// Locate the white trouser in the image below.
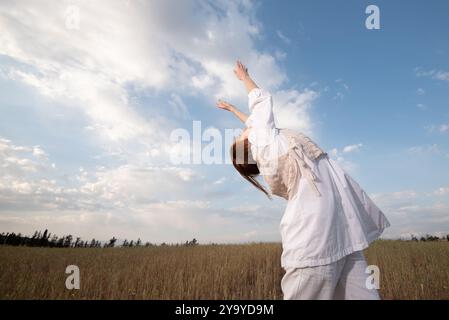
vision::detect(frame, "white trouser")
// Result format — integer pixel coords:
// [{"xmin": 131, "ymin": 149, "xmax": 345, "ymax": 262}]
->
[{"xmin": 281, "ymin": 250, "xmax": 380, "ymax": 300}]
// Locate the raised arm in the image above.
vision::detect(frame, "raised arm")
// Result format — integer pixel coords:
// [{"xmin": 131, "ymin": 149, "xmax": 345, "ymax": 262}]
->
[
  {"xmin": 234, "ymin": 60, "xmax": 258, "ymax": 94},
  {"xmin": 216, "ymin": 99, "xmax": 248, "ymax": 124},
  {"xmin": 215, "ymin": 61, "xmax": 259, "ymax": 124},
  {"xmin": 215, "ymin": 60, "xmax": 274, "ymax": 135},
  {"xmin": 235, "ymin": 61, "xmax": 276, "ymax": 148}
]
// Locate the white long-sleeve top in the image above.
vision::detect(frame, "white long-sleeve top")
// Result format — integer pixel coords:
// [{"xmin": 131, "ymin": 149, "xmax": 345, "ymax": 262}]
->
[
  {"xmin": 245, "ymin": 88, "xmax": 289, "ymax": 167},
  {"xmin": 245, "ymin": 87, "xmax": 391, "ymax": 268}
]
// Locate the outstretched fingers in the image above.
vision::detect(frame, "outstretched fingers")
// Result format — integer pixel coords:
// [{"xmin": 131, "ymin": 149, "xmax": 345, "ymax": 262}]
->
[
  {"xmin": 237, "ymin": 60, "xmax": 247, "ymax": 72},
  {"xmin": 216, "ymin": 99, "xmax": 233, "ymax": 110}
]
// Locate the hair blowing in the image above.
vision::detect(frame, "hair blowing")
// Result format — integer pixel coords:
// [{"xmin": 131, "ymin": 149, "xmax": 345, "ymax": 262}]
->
[{"xmin": 231, "ymin": 138, "xmax": 271, "ymax": 198}]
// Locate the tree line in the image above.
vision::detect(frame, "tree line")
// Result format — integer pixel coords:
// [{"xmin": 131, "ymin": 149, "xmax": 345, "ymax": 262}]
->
[
  {"xmin": 0, "ymin": 229, "xmax": 199, "ymax": 248},
  {"xmin": 410, "ymin": 234, "xmax": 449, "ymax": 242},
  {"xmin": 2, "ymin": 229, "xmax": 448, "ymax": 248}
]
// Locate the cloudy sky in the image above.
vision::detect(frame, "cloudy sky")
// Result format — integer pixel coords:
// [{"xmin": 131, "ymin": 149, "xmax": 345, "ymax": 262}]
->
[{"xmin": 1, "ymin": 0, "xmax": 448, "ymax": 243}]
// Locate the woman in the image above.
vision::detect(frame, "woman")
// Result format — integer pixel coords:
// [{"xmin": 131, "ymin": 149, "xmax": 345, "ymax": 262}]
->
[{"xmin": 216, "ymin": 60, "xmax": 391, "ymax": 300}]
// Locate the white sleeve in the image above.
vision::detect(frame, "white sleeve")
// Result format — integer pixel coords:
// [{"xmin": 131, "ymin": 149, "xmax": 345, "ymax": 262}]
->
[{"xmin": 244, "ymin": 88, "xmax": 277, "ymax": 147}]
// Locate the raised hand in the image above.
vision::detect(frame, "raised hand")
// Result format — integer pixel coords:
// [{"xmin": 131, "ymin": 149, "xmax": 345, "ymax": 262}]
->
[
  {"xmin": 215, "ymin": 99, "xmax": 249, "ymax": 124},
  {"xmin": 233, "ymin": 60, "xmax": 249, "ymax": 81},
  {"xmin": 216, "ymin": 99, "xmax": 235, "ymax": 112}
]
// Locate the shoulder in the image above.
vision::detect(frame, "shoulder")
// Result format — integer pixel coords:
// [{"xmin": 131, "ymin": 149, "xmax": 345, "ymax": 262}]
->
[
  {"xmin": 278, "ymin": 129, "xmax": 327, "ymax": 160},
  {"xmin": 248, "ymin": 88, "xmax": 271, "ymax": 99}
]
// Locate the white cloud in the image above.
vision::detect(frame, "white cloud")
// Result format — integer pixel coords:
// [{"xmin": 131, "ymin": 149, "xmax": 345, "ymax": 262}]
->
[
  {"xmin": 327, "ymin": 143, "xmax": 363, "ymax": 173},
  {"xmin": 229, "ymin": 204, "xmax": 262, "ymax": 213},
  {"xmin": 168, "ymin": 93, "xmax": 190, "ymax": 119},
  {"xmin": 417, "ymin": 103, "xmax": 427, "ymax": 111},
  {"xmin": 335, "ymin": 79, "xmax": 350, "ymax": 91},
  {"xmin": 273, "ymin": 88, "xmax": 319, "ymax": 135},
  {"xmin": 329, "ymin": 148, "xmax": 338, "ymax": 158},
  {"xmin": 370, "ymin": 189, "xmax": 449, "ymax": 239},
  {"xmin": 407, "ymin": 144, "xmax": 440, "ymax": 155},
  {"xmin": 1, "ymin": 2, "xmax": 171, "ymax": 141},
  {"xmin": 191, "ymin": 73, "xmax": 214, "ymax": 90},
  {"xmin": 213, "ymin": 177, "xmax": 228, "ymax": 185},
  {"xmin": 0, "ymin": 138, "xmax": 43, "ymax": 175},
  {"xmin": 342, "ymin": 143, "xmax": 363, "ymax": 153},
  {"xmin": 32, "ymin": 146, "xmax": 47, "ymax": 159},
  {"xmin": 434, "ymin": 187, "xmax": 449, "ymax": 196},
  {"xmin": 370, "ymin": 190, "xmax": 418, "ymax": 208},
  {"xmin": 276, "ymin": 30, "xmax": 291, "ymax": 44},
  {"xmin": 0, "ymin": 136, "xmax": 202, "ymax": 211},
  {"xmin": 416, "ymin": 88, "xmax": 425, "ymax": 95},
  {"xmin": 434, "ymin": 72, "xmax": 449, "ymax": 81},
  {"xmin": 332, "ymin": 79, "xmax": 350, "ymax": 100},
  {"xmin": 333, "ymin": 157, "xmax": 358, "ymax": 173},
  {"xmin": 0, "ymin": 0, "xmax": 290, "ymax": 145},
  {"xmin": 415, "ymin": 68, "xmax": 449, "ymax": 82},
  {"xmin": 274, "ymin": 49, "xmax": 287, "ymax": 61},
  {"xmin": 439, "ymin": 124, "xmax": 449, "ymax": 133},
  {"xmin": 425, "ymin": 124, "xmax": 449, "ymax": 134}
]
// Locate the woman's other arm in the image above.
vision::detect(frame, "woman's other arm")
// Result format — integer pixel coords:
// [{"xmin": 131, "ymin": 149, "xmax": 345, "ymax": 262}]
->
[
  {"xmin": 215, "ymin": 61, "xmax": 256, "ymax": 124},
  {"xmin": 216, "ymin": 100, "xmax": 249, "ymax": 124},
  {"xmin": 215, "ymin": 60, "xmax": 272, "ymax": 129}
]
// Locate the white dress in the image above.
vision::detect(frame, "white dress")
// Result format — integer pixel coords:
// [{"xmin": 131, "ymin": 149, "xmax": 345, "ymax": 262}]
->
[{"xmin": 245, "ymin": 88, "xmax": 391, "ymax": 269}]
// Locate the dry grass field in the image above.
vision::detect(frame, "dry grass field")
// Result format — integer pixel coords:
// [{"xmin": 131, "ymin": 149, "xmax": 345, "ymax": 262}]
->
[{"xmin": 0, "ymin": 240, "xmax": 448, "ymax": 300}]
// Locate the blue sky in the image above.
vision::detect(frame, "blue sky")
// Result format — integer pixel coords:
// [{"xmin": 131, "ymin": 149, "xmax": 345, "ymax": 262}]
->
[{"xmin": 0, "ymin": 0, "xmax": 448, "ymax": 243}]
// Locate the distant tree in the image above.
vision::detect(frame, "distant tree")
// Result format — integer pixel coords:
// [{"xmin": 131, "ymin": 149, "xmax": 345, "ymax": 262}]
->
[
  {"xmin": 41, "ymin": 229, "xmax": 49, "ymax": 246},
  {"xmin": 31, "ymin": 231, "xmax": 39, "ymax": 246},
  {"xmin": 64, "ymin": 235, "xmax": 73, "ymax": 248},
  {"xmin": 74, "ymin": 237, "xmax": 81, "ymax": 248},
  {"xmin": 425, "ymin": 234, "xmax": 439, "ymax": 242},
  {"xmin": 49, "ymin": 235, "xmax": 58, "ymax": 247},
  {"xmin": 136, "ymin": 238, "xmax": 141, "ymax": 247},
  {"xmin": 185, "ymin": 238, "xmax": 199, "ymax": 246},
  {"xmin": 16, "ymin": 233, "xmax": 23, "ymax": 246},
  {"xmin": 107, "ymin": 237, "xmax": 117, "ymax": 248},
  {"xmin": 122, "ymin": 239, "xmax": 129, "ymax": 247}
]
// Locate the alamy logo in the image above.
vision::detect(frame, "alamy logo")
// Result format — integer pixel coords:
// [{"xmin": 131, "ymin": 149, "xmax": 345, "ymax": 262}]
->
[
  {"xmin": 169, "ymin": 121, "xmax": 280, "ymax": 173},
  {"xmin": 365, "ymin": 5, "xmax": 381, "ymax": 30},
  {"xmin": 365, "ymin": 265, "xmax": 380, "ymax": 290},
  {"xmin": 65, "ymin": 265, "xmax": 80, "ymax": 290}
]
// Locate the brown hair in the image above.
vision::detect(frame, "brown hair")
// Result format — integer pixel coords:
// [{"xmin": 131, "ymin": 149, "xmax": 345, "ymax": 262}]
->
[{"xmin": 231, "ymin": 138, "xmax": 271, "ymax": 198}]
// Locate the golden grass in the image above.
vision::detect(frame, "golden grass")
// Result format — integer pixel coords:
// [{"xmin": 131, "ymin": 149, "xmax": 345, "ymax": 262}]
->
[{"xmin": 0, "ymin": 240, "xmax": 448, "ymax": 300}]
